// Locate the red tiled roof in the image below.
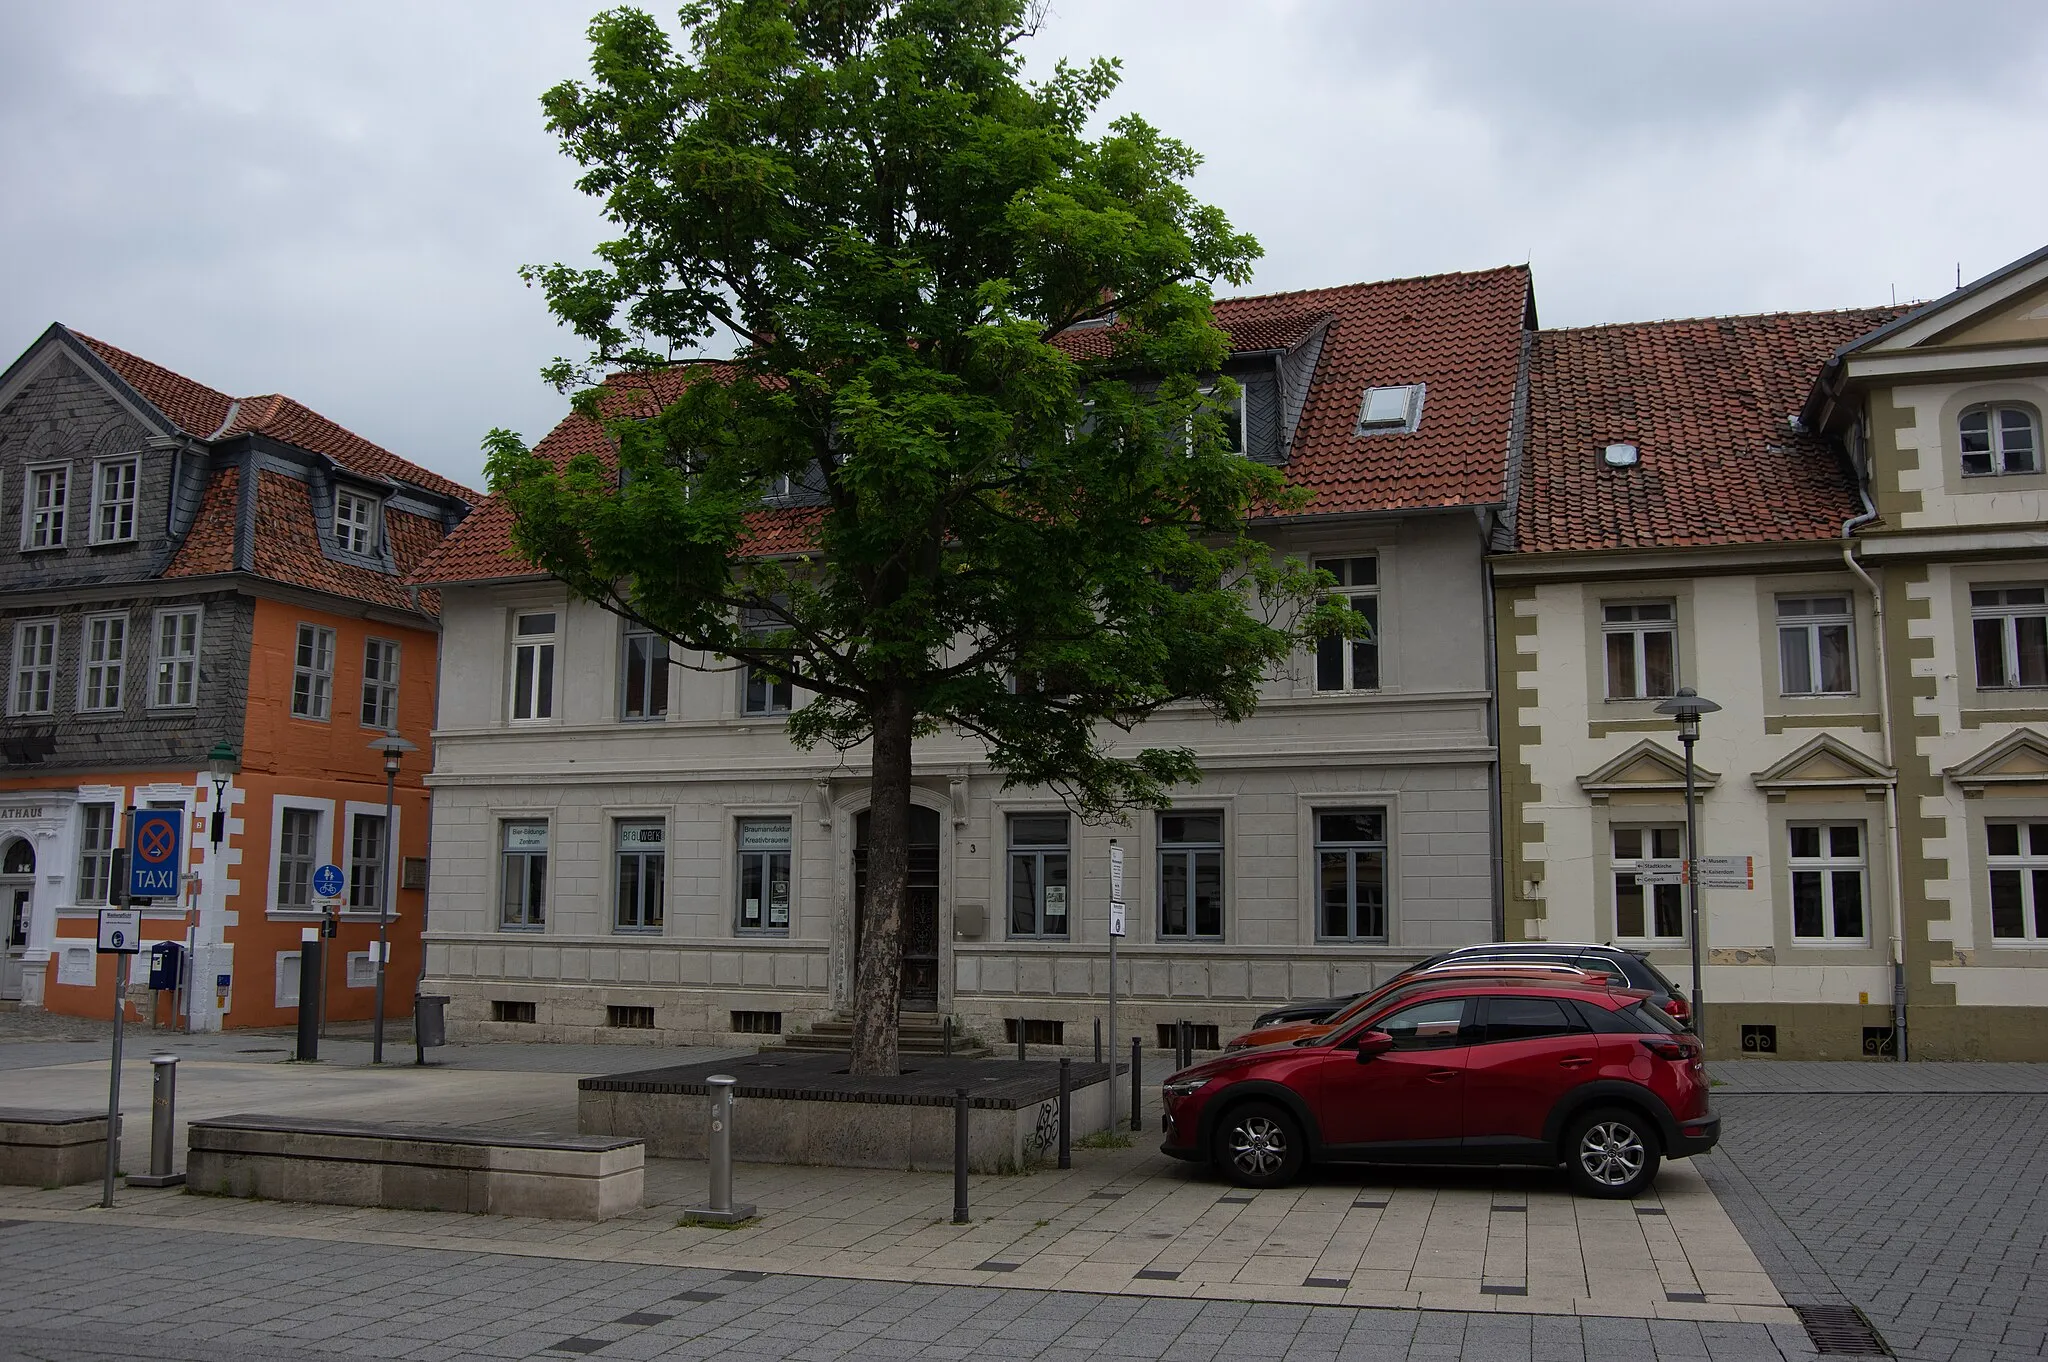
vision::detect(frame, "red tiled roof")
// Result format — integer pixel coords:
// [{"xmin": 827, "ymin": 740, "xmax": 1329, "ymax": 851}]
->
[
  {"xmin": 412, "ymin": 268, "xmax": 1533, "ymax": 583},
  {"xmin": 250, "ymin": 471, "xmax": 443, "ymax": 612},
  {"xmin": 163, "ymin": 466, "xmax": 241, "ymax": 577},
  {"xmin": 1515, "ymin": 308, "xmax": 1907, "ymax": 554},
  {"xmin": 71, "ymin": 329, "xmax": 476, "ymax": 503}
]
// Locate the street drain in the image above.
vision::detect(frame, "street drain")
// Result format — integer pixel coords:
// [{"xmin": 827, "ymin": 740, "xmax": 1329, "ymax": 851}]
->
[{"xmin": 1793, "ymin": 1304, "xmax": 1889, "ymax": 1356}]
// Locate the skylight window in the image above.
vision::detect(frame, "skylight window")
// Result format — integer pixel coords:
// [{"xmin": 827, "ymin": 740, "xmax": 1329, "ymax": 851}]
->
[{"xmin": 1356, "ymin": 384, "xmax": 1422, "ymax": 435}]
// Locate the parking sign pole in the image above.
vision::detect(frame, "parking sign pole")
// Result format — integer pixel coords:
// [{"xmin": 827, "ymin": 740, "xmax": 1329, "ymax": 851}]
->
[{"xmin": 1108, "ymin": 841, "xmax": 1122, "ymax": 1129}]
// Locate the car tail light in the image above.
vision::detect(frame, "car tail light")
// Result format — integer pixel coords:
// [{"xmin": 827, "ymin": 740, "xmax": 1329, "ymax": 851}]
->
[
  {"xmin": 1640, "ymin": 1036, "xmax": 1701, "ymax": 1061},
  {"xmin": 1661, "ymin": 995, "xmax": 1690, "ymax": 1022}
]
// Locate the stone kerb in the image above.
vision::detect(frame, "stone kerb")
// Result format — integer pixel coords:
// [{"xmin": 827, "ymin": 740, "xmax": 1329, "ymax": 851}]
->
[
  {"xmin": 186, "ymin": 1115, "xmax": 644, "ymax": 1221},
  {"xmin": 0, "ymin": 1110, "xmax": 110, "ymax": 1188},
  {"xmin": 579, "ymin": 1053, "xmax": 1116, "ymax": 1174}
]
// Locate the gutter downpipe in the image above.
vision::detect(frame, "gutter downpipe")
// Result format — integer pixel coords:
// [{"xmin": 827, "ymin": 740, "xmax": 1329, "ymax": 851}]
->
[{"xmin": 1840, "ymin": 439, "xmax": 1908, "ymax": 1061}]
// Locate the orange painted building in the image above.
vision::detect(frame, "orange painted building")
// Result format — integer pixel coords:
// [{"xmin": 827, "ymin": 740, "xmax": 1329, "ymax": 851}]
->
[{"xmin": 0, "ymin": 325, "xmax": 472, "ymax": 1029}]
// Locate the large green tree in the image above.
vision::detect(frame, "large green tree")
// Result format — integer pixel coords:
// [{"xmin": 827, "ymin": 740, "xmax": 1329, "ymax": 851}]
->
[{"xmin": 489, "ymin": 0, "xmax": 1348, "ymax": 1074}]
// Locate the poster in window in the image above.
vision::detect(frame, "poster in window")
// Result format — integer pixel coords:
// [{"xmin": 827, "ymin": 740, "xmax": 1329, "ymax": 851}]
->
[
  {"xmin": 769, "ymin": 874, "xmax": 790, "ymax": 927},
  {"xmin": 1043, "ymin": 883, "xmax": 1067, "ymax": 927}
]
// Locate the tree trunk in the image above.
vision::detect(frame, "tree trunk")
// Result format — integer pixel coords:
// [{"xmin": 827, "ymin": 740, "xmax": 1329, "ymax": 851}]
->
[{"xmin": 849, "ymin": 686, "xmax": 915, "ymax": 1076}]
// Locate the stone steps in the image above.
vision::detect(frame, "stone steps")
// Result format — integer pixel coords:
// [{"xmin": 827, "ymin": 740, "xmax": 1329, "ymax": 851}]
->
[{"xmin": 779, "ymin": 1015, "xmax": 990, "ymax": 1056}]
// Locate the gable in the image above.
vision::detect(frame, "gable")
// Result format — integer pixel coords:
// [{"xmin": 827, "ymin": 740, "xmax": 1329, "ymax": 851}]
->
[
  {"xmin": 1752, "ymin": 734, "xmax": 1894, "ymax": 793},
  {"xmin": 1848, "ymin": 244, "xmax": 2048, "ymax": 358},
  {"xmin": 1578, "ymin": 739, "xmax": 1720, "ymax": 798},
  {"xmin": 1947, "ymin": 728, "xmax": 2048, "ymax": 795},
  {"xmin": 1927, "ymin": 278, "xmax": 2048, "ymax": 349}
]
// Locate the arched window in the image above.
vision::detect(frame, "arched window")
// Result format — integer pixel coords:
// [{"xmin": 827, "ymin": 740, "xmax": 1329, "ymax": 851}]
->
[
  {"xmin": 1960, "ymin": 404, "xmax": 2040, "ymax": 477},
  {"xmin": 1, "ymin": 840, "xmax": 33, "ymax": 876}
]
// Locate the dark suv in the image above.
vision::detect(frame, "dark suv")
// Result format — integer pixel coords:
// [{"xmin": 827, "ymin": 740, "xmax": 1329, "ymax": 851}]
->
[
  {"xmin": 1161, "ymin": 978, "xmax": 1717, "ymax": 1198},
  {"xmin": 1411, "ymin": 943, "xmax": 1692, "ymax": 1028}
]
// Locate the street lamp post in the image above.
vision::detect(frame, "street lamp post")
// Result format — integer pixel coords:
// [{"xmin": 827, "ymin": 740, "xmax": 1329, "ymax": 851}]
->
[
  {"xmin": 367, "ymin": 732, "xmax": 418, "ymax": 1065},
  {"xmin": 1654, "ymin": 687, "xmax": 1720, "ymax": 1045},
  {"xmin": 206, "ymin": 743, "xmax": 239, "ymax": 848}
]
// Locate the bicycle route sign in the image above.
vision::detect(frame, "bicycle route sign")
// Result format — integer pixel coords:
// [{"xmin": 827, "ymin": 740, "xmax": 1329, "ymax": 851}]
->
[{"xmin": 312, "ymin": 864, "xmax": 345, "ymax": 901}]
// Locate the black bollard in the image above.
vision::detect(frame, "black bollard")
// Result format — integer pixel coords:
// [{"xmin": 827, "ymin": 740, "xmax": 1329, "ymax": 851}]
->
[
  {"xmin": 1130, "ymin": 1035, "xmax": 1142, "ymax": 1132},
  {"xmin": 953, "ymin": 1087, "xmax": 970, "ymax": 1224},
  {"xmin": 1175, "ymin": 1019, "xmax": 1188, "ymax": 1071},
  {"xmin": 295, "ymin": 935, "xmax": 321, "ymax": 1062},
  {"xmin": 943, "ymin": 1016, "xmax": 953, "ymax": 1058},
  {"xmin": 1058, "ymin": 1058, "xmax": 1072, "ymax": 1169},
  {"xmin": 1093, "ymin": 1017, "xmax": 1102, "ymax": 1063},
  {"xmin": 1016, "ymin": 1024, "xmax": 1026, "ymax": 1063}
]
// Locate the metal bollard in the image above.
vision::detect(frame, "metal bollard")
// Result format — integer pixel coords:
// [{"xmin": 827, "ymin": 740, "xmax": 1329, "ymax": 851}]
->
[
  {"xmin": 1058, "ymin": 1059, "xmax": 1072, "ymax": 1169},
  {"xmin": 129, "ymin": 1055, "xmax": 184, "ymax": 1187},
  {"xmin": 953, "ymin": 1087, "xmax": 970, "ymax": 1224},
  {"xmin": 295, "ymin": 930, "xmax": 321, "ymax": 1062},
  {"xmin": 1093, "ymin": 1018, "xmax": 1102, "ymax": 1063},
  {"xmin": 684, "ymin": 1075, "xmax": 755, "ymax": 1224},
  {"xmin": 1016, "ymin": 1024, "xmax": 1026, "ymax": 1063},
  {"xmin": 1130, "ymin": 1035, "xmax": 1143, "ymax": 1132},
  {"xmin": 943, "ymin": 1016, "xmax": 953, "ymax": 1058}
]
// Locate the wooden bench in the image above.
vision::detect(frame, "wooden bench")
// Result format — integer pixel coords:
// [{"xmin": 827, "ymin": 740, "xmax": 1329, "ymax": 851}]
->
[
  {"xmin": 0, "ymin": 1110, "xmax": 109, "ymax": 1187},
  {"xmin": 186, "ymin": 1115, "xmax": 643, "ymax": 1221}
]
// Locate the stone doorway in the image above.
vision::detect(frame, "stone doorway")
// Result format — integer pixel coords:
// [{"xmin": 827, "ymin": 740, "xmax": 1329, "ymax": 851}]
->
[
  {"xmin": 852, "ymin": 805, "xmax": 941, "ymax": 1012},
  {"xmin": 0, "ymin": 839, "xmax": 33, "ymax": 1002}
]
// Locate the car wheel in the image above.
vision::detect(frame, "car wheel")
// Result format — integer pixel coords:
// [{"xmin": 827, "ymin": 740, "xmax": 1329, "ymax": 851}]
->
[
  {"xmin": 1212, "ymin": 1100, "xmax": 1305, "ymax": 1188},
  {"xmin": 1563, "ymin": 1106, "xmax": 1661, "ymax": 1198}
]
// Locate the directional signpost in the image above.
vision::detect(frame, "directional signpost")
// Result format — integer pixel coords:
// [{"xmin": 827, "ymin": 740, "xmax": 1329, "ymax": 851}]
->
[
  {"xmin": 1634, "ymin": 857, "xmax": 1685, "ymax": 887},
  {"xmin": 1697, "ymin": 855, "xmax": 1756, "ymax": 891}
]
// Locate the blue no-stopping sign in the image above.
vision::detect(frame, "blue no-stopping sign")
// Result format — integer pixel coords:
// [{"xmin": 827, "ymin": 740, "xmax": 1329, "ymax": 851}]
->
[{"xmin": 127, "ymin": 809, "xmax": 183, "ymax": 900}]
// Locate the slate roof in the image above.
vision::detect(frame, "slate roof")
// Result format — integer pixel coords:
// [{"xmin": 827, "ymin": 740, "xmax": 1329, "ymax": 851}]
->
[
  {"xmin": 412, "ymin": 267, "xmax": 1535, "ymax": 584},
  {"xmin": 1514, "ymin": 308, "xmax": 1906, "ymax": 554}
]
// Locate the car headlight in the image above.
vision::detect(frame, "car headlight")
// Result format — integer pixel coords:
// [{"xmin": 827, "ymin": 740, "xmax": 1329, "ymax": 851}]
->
[{"xmin": 1162, "ymin": 1077, "xmax": 1210, "ymax": 1099}]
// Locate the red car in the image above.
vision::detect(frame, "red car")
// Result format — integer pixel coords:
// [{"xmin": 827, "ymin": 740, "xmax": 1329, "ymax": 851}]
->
[{"xmin": 1160, "ymin": 978, "xmax": 1717, "ymax": 1197}]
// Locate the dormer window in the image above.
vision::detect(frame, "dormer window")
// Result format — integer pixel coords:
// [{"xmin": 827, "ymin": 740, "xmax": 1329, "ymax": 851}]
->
[
  {"xmin": 1960, "ymin": 405, "xmax": 2039, "ymax": 477},
  {"xmin": 1355, "ymin": 384, "xmax": 1423, "ymax": 436},
  {"xmin": 92, "ymin": 457, "xmax": 139, "ymax": 544},
  {"xmin": 335, "ymin": 489, "xmax": 377, "ymax": 555},
  {"xmin": 1201, "ymin": 385, "xmax": 1246, "ymax": 455}
]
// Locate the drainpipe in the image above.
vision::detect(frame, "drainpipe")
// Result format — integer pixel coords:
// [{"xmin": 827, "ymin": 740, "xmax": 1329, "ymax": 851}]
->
[
  {"xmin": 1482, "ymin": 539, "xmax": 1506, "ymax": 943},
  {"xmin": 1840, "ymin": 429, "xmax": 1908, "ymax": 1060}
]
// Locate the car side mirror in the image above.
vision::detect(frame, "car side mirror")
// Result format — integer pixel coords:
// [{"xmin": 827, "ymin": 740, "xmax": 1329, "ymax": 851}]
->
[{"xmin": 1354, "ymin": 1030, "xmax": 1395, "ymax": 1061}]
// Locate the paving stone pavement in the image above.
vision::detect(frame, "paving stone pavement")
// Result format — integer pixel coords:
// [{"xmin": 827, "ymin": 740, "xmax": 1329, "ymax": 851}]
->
[{"xmin": 0, "ymin": 1220, "xmax": 1821, "ymax": 1361}]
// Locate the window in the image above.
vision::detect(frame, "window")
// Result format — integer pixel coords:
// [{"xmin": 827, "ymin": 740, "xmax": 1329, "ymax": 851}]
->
[
  {"xmin": 1778, "ymin": 595, "xmax": 1854, "ymax": 696},
  {"xmin": 91, "ymin": 458, "xmax": 138, "ymax": 544},
  {"xmin": 510, "ymin": 612, "xmax": 556, "ymax": 720},
  {"xmin": 735, "ymin": 817, "xmax": 791, "ymax": 934},
  {"xmin": 348, "ymin": 812, "xmax": 387, "ymax": 913},
  {"xmin": 1603, "ymin": 601, "xmax": 1677, "ymax": 700},
  {"xmin": 77, "ymin": 804, "xmax": 115, "ymax": 905},
  {"xmin": 1972, "ymin": 587, "xmax": 2048, "ymax": 690},
  {"xmin": 151, "ymin": 607, "xmax": 201, "ymax": 707},
  {"xmin": 276, "ymin": 807, "xmax": 320, "ymax": 910},
  {"xmin": 291, "ymin": 624, "xmax": 335, "ymax": 720},
  {"xmin": 24, "ymin": 465, "xmax": 67, "ymax": 549},
  {"xmin": 334, "ymin": 489, "xmax": 377, "ymax": 555},
  {"xmin": 620, "ymin": 626, "xmax": 670, "ymax": 721},
  {"xmin": 1480, "ymin": 996, "xmax": 1584, "ymax": 1044},
  {"xmin": 1200, "ymin": 384, "xmax": 1246, "ymax": 455},
  {"xmin": 1988, "ymin": 821, "xmax": 2048, "ymax": 942},
  {"xmin": 615, "ymin": 821, "xmax": 665, "ymax": 932},
  {"xmin": 1316, "ymin": 810, "xmax": 1387, "ymax": 941},
  {"xmin": 10, "ymin": 619, "xmax": 57, "ymax": 716},
  {"xmin": 1612, "ymin": 825, "xmax": 1685, "ymax": 942},
  {"xmin": 1370, "ymin": 997, "xmax": 1468, "ymax": 1051},
  {"xmin": 1355, "ymin": 384, "xmax": 1423, "ymax": 435},
  {"xmin": 1314, "ymin": 557, "xmax": 1380, "ymax": 692},
  {"xmin": 1960, "ymin": 405, "xmax": 2039, "ymax": 477},
  {"xmin": 1790, "ymin": 824, "xmax": 1866, "ymax": 941},
  {"xmin": 78, "ymin": 614, "xmax": 126, "ymax": 712},
  {"xmin": 500, "ymin": 821, "xmax": 548, "ymax": 928},
  {"xmin": 361, "ymin": 638, "xmax": 400, "ymax": 729},
  {"xmin": 1007, "ymin": 814, "xmax": 1070, "ymax": 938},
  {"xmin": 1158, "ymin": 811, "xmax": 1223, "ymax": 940}
]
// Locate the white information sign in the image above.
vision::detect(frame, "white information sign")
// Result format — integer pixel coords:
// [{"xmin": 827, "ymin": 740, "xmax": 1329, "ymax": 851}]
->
[
  {"xmin": 1109, "ymin": 844, "xmax": 1124, "ymax": 902},
  {"xmin": 1634, "ymin": 857, "xmax": 1684, "ymax": 887},
  {"xmin": 1109, "ymin": 902, "xmax": 1127, "ymax": 937},
  {"xmin": 1697, "ymin": 855, "xmax": 1755, "ymax": 890},
  {"xmin": 96, "ymin": 907, "xmax": 142, "ymax": 954}
]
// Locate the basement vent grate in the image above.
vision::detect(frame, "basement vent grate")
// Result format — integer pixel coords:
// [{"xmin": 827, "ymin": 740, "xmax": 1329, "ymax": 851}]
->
[{"xmin": 1793, "ymin": 1304, "xmax": 1890, "ymax": 1356}]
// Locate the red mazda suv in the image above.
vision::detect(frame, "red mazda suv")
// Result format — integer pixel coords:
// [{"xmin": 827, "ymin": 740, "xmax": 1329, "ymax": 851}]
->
[{"xmin": 1160, "ymin": 979, "xmax": 1717, "ymax": 1197}]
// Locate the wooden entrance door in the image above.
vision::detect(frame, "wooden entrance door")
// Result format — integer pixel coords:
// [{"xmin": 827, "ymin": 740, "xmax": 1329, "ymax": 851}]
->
[{"xmin": 853, "ymin": 806, "xmax": 941, "ymax": 1011}]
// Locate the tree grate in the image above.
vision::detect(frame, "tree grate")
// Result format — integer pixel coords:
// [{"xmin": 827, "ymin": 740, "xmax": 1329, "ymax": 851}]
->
[{"xmin": 1793, "ymin": 1304, "xmax": 1890, "ymax": 1356}]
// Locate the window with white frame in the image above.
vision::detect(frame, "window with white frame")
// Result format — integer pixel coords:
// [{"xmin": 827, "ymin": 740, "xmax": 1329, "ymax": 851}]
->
[
  {"xmin": 347, "ymin": 812, "xmax": 386, "ymax": 912},
  {"xmin": 500, "ymin": 820, "xmax": 547, "ymax": 928},
  {"xmin": 24, "ymin": 465, "xmax": 67, "ymax": 549},
  {"xmin": 77, "ymin": 803, "xmax": 115, "ymax": 905},
  {"xmin": 1603, "ymin": 601, "xmax": 1678, "ymax": 700},
  {"xmin": 1355, "ymin": 384, "xmax": 1423, "ymax": 435},
  {"xmin": 615, "ymin": 820, "xmax": 665, "ymax": 932},
  {"xmin": 1789, "ymin": 823, "xmax": 1867, "ymax": 941},
  {"xmin": 1158, "ymin": 811, "xmax": 1224, "ymax": 940},
  {"xmin": 739, "ymin": 606, "xmax": 793, "ymax": 716},
  {"xmin": 78, "ymin": 614, "xmax": 126, "ymax": 712},
  {"xmin": 620, "ymin": 625, "xmax": 669, "ymax": 721},
  {"xmin": 10, "ymin": 619, "xmax": 57, "ymax": 716},
  {"xmin": 291, "ymin": 623, "xmax": 335, "ymax": 719},
  {"xmin": 1778, "ymin": 595, "xmax": 1855, "ymax": 696},
  {"xmin": 1612, "ymin": 825, "xmax": 1685, "ymax": 941},
  {"xmin": 360, "ymin": 638, "xmax": 400, "ymax": 730},
  {"xmin": 151, "ymin": 607, "xmax": 201, "ymax": 707},
  {"xmin": 1316, "ymin": 809, "xmax": 1388, "ymax": 941},
  {"xmin": 1971, "ymin": 586, "xmax": 2048, "ymax": 690},
  {"xmin": 735, "ymin": 817, "xmax": 791, "ymax": 934},
  {"xmin": 1314, "ymin": 556, "xmax": 1380, "ymax": 692},
  {"xmin": 91, "ymin": 458, "xmax": 139, "ymax": 544},
  {"xmin": 1988, "ymin": 820, "xmax": 2048, "ymax": 942},
  {"xmin": 276, "ymin": 806, "xmax": 320, "ymax": 910},
  {"xmin": 334, "ymin": 489, "xmax": 377, "ymax": 555},
  {"xmin": 1007, "ymin": 814, "xmax": 1070, "ymax": 938},
  {"xmin": 510, "ymin": 612, "xmax": 556, "ymax": 721},
  {"xmin": 1960, "ymin": 405, "xmax": 2040, "ymax": 477}
]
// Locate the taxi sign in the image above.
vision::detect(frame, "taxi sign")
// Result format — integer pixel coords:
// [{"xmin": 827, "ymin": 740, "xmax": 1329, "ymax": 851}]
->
[
  {"xmin": 97, "ymin": 907, "xmax": 142, "ymax": 954},
  {"xmin": 127, "ymin": 809, "xmax": 183, "ymax": 900}
]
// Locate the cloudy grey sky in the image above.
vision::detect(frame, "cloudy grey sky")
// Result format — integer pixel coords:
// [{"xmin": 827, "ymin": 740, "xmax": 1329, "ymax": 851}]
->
[{"xmin": 4, "ymin": 1, "xmax": 2044, "ymax": 495}]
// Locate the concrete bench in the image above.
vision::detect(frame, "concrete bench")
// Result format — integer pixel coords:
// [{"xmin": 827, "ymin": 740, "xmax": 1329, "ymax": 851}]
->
[
  {"xmin": 186, "ymin": 1115, "xmax": 644, "ymax": 1221},
  {"xmin": 0, "ymin": 1110, "xmax": 110, "ymax": 1187}
]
